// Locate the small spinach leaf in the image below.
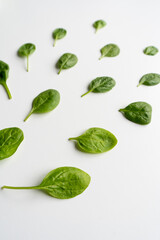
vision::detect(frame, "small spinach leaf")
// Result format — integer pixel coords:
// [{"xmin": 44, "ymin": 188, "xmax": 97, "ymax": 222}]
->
[
  {"xmin": 143, "ymin": 46, "xmax": 158, "ymax": 56},
  {"xmin": 24, "ymin": 89, "xmax": 60, "ymax": 122},
  {"xmin": 137, "ymin": 73, "xmax": 160, "ymax": 87},
  {"xmin": 56, "ymin": 53, "xmax": 78, "ymax": 74},
  {"xmin": 0, "ymin": 127, "xmax": 24, "ymax": 160},
  {"xmin": 52, "ymin": 28, "xmax": 67, "ymax": 47},
  {"xmin": 81, "ymin": 76, "xmax": 116, "ymax": 97},
  {"xmin": 93, "ymin": 20, "xmax": 106, "ymax": 33},
  {"xmin": 18, "ymin": 43, "xmax": 36, "ymax": 72},
  {"xmin": 0, "ymin": 60, "xmax": 12, "ymax": 99},
  {"xmin": 2, "ymin": 167, "xmax": 91, "ymax": 199},
  {"xmin": 99, "ymin": 44, "xmax": 120, "ymax": 60},
  {"xmin": 69, "ymin": 128, "xmax": 117, "ymax": 153},
  {"xmin": 119, "ymin": 102, "xmax": 152, "ymax": 125}
]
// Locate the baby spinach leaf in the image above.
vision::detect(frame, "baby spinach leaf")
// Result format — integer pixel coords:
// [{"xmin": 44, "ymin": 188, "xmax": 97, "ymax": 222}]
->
[
  {"xmin": 81, "ymin": 76, "xmax": 116, "ymax": 97},
  {"xmin": 69, "ymin": 128, "xmax": 117, "ymax": 153},
  {"xmin": 93, "ymin": 20, "xmax": 106, "ymax": 33},
  {"xmin": 56, "ymin": 53, "xmax": 78, "ymax": 74},
  {"xmin": 18, "ymin": 43, "xmax": 36, "ymax": 72},
  {"xmin": 137, "ymin": 73, "xmax": 160, "ymax": 87},
  {"xmin": 0, "ymin": 127, "xmax": 24, "ymax": 160},
  {"xmin": 2, "ymin": 167, "xmax": 91, "ymax": 199},
  {"xmin": 24, "ymin": 89, "xmax": 60, "ymax": 122},
  {"xmin": 52, "ymin": 28, "xmax": 67, "ymax": 47},
  {"xmin": 143, "ymin": 46, "xmax": 158, "ymax": 56},
  {"xmin": 119, "ymin": 102, "xmax": 152, "ymax": 125},
  {"xmin": 99, "ymin": 44, "xmax": 120, "ymax": 60},
  {"xmin": 0, "ymin": 60, "xmax": 12, "ymax": 99}
]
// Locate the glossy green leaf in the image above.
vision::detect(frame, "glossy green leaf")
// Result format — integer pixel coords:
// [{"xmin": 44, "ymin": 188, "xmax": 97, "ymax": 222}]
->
[
  {"xmin": 143, "ymin": 46, "xmax": 158, "ymax": 56},
  {"xmin": 137, "ymin": 73, "xmax": 160, "ymax": 87},
  {"xmin": 0, "ymin": 60, "xmax": 12, "ymax": 99},
  {"xmin": 99, "ymin": 44, "xmax": 120, "ymax": 60},
  {"xmin": 56, "ymin": 53, "xmax": 78, "ymax": 74},
  {"xmin": 24, "ymin": 89, "xmax": 60, "ymax": 122},
  {"xmin": 18, "ymin": 43, "xmax": 36, "ymax": 72},
  {"xmin": 2, "ymin": 167, "xmax": 91, "ymax": 199},
  {"xmin": 81, "ymin": 76, "xmax": 116, "ymax": 97},
  {"xmin": 119, "ymin": 102, "xmax": 152, "ymax": 125},
  {"xmin": 69, "ymin": 128, "xmax": 117, "ymax": 153},
  {"xmin": 0, "ymin": 127, "xmax": 24, "ymax": 160},
  {"xmin": 93, "ymin": 20, "xmax": 106, "ymax": 33},
  {"xmin": 52, "ymin": 28, "xmax": 67, "ymax": 47}
]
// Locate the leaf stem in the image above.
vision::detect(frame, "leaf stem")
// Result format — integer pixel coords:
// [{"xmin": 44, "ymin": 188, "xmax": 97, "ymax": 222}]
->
[
  {"xmin": 2, "ymin": 82, "xmax": 12, "ymax": 99},
  {"xmin": 81, "ymin": 89, "xmax": 93, "ymax": 97},
  {"xmin": 27, "ymin": 55, "xmax": 29, "ymax": 72},
  {"xmin": 99, "ymin": 55, "xmax": 103, "ymax": 60},
  {"xmin": 1, "ymin": 185, "xmax": 39, "ymax": 190},
  {"xmin": 68, "ymin": 137, "xmax": 77, "ymax": 141},
  {"xmin": 53, "ymin": 39, "xmax": 57, "ymax": 47},
  {"xmin": 24, "ymin": 109, "xmax": 33, "ymax": 122},
  {"xmin": 137, "ymin": 82, "xmax": 142, "ymax": 87},
  {"xmin": 58, "ymin": 68, "xmax": 62, "ymax": 75}
]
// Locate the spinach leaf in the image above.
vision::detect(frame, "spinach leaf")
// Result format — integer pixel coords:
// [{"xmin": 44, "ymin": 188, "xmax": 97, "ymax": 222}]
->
[
  {"xmin": 0, "ymin": 127, "xmax": 24, "ymax": 160},
  {"xmin": 143, "ymin": 46, "xmax": 158, "ymax": 56},
  {"xmin": 18, "ymin": 43, "xmax": 36, "ymax": 72},
  {"xmin": 0, "ymin": 60, "xmax": 12, "ymax": 99},
  {"xmin": 119, "ymin": 102, "xmax": 152, "ymax": 125},
  {"xmin": 24, "ymin": 89, "xmax": 60, "ymax": 122},
  {"xmin": 69, "ymin": 128, "xmax": 117, "ymax": 153},
  {"xmin": 137, "ymin": 73, "xmax": 160, "ymax": 87},
  {"xmin": 81, "ymin": 76, "xmax": 116, "ymax": 97},
  {"xmin": 52, "ymin": 28, "xmax": 67, "ymax": 47},
  {"xmin": 56, "ymin": 53, "xmax": 78, "ymax": 74},
  {"xmin": 2, "ymin": 167, "xmax": 91, "ymax": 199},
  {"xmin": 93, "ymin": 20, "xmax": 106, "ymax": 33},
  {"xmin": 99, "ymin": 44, "xmax": 120, "ymax": 60}
]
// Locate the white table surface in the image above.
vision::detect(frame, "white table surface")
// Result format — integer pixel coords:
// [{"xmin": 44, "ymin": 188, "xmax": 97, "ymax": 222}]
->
[{"xmin": 0, "ymin": 0, "xmax": 160, "ymax": 239}]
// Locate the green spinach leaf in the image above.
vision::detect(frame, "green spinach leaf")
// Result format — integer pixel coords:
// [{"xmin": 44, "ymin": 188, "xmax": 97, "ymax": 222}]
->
[
  {"xmin": 99, "ymin": 44, "xmax": 120, "ymax": 60},
  {"xmin": 143, "ymin": 46, "xmax": 158, "ymax": 56},
  {"xmin": 93, "ymin": 20, "xmax": 106, "ymax": 33},
  {"xmin": 2, "ymin": 167, "xmax": 91, "ymax": 199},
  {"xmin": 24, "ymin": 89, "xmax": 60, "ymax": 122},
  {"xmin": 69, "ymin": 128, "xmax": 117, "ymax": 153},
  {"xmin": 18, "ymin": 43, "xmax": 36, "ymax": 72},
  {"xmin": 81, "ymin": 76, "xmax": 116, "ymax": 97},
  {"xmin": 0, "ymin": 60, "xmax": 12, "ymax": 99},
  {"xmin": 0, "ymin": 127, "xmax": 24, "ymax": 160},
  {"xmin": 137, "ymin": 73, "xmax": 160, "ymax": 87},
  {"xmin": 56, "ymin": 53, "xmax": 78, "ymax": 74},
  {"xmin": 119, "ymin": 102, "xmax": 152, "ymax": 125},
  {"xmin": 52, "ymin": 28, "xmax": 67, "ymax": 47}
]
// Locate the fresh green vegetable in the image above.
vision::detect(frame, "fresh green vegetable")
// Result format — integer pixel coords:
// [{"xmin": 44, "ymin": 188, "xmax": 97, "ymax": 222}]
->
[
  {"xmin": 119, "ymin": 102, "xmax": 152, "ymax": 125},
  {"xmin": 69, "ymin": 128, "xmax": 117, "ymax": 153},
  {"xmin": 2, "ymin": 167, "xmax": 91, "ymax": 199},
  {"xmin": 81, "ymin": 76, "xmax": 116, "ymax": 97},
  {"xmin": 24, "ymin": 89, "xmax": 60, "ymax": 122},
  {"xmin": 93, "ymin": 20, "xmax": 106, "ymax": 33},
  {"xmin": 18, "ymin": 43, "xmax": 36, "ymax": 72},
  {"xmin": 0, "ymin": 60, "xmax": 12, "ymax": 99},
  {"xmin": 56, "ymin": 53, "xmax": 78, "ymax": 74},
  {"xmin": 137, "ymin": 73, "xmax": 160, "ymax": 87},
  {"xmin": 143, "ymin": 46, "xmax": 158, "ymax": 56},
  {"xmin": 52, "ymin": 28, "xmax": 67, "ymax": 47},
  {"xmin": 99, "ymin": 44, "xmax": 120, "ymax": 60},
  {"xmin": 0, "ymin": 127, "xmax": 24, "ymax": 160}
]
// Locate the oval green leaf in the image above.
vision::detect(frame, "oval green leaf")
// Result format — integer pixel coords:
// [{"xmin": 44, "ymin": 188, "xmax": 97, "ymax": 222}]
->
[
  {"xmin": 93, "ymin": 20, "xmax": 106, "ymax": 33},
  {"xmin": 143, "ymin": 46, "xmax": 158, "ymax": 56},
  {"xmin": 0, "ymin": 60, "xmax": 12, "ymax": 99},
  {"xmin": 18, "ymin": 43, "xmax": 36, "ymax": 72},
  {"xmin": 2, "ymin": 167, "xmax": 91, "ymax": 199},
  {"xmin": 56, "ymin": 53, "xmax": 78, "ymax": 74},
  {"xmin": 81, "ymin": 76, "xmax": 116, "ymax": 97},
  {"xmin": 24, "ymin": 89, "xmax": 60, "ymax": 122},
  {"xmin": 137, "ymin": 73, "xmax": 160, "ymax": 87},
  {"xmin": 0, "ymin": 127, "xmax": 24, "ymax": 160},
  {"xmin": 99, "ymin": 44, "xmax": 120, "ymax": 60},
  {"xmin": 52, "ymin": 28, "xmax": 67, "ymax": 47},
  {"xmin": 119, "ymin": 102, "xmax": 152, "ymax": 125},
  {"xmin": 69, "ymin": 128, "xmax": 117, "ymax": 153}
]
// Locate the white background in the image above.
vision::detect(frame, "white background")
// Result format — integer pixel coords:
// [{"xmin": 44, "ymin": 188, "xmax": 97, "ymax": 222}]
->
[{"xmin": 0, "ymin": 0, "xmax": 160, "ymax": 239}]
